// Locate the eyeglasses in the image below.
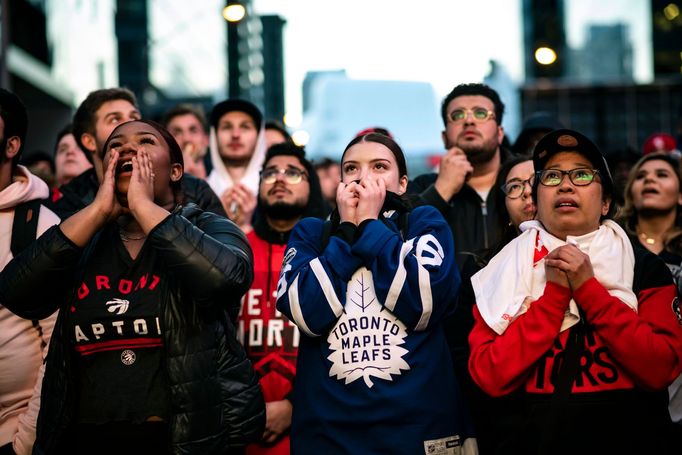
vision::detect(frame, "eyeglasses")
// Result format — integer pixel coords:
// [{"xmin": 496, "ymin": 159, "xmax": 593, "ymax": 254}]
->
[
  {"xmin": 500, "ymin": 177, "xmax": 534, "ymax": 199},
  {"xmin": 536, "ymin": 168, "xmax": 600, "ymax": 187},
  {"xmin": 448, "ymin": 108, "xmax": 496, "ymax": 124},
  {"xmin": 261, "ymin": 167, "xmax": 308, "ymax": 185}
]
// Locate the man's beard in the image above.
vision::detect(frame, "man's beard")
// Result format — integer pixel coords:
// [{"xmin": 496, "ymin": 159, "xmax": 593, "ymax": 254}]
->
[
  {"xmin": 457, "ymin": 141, "xmax": 498, "ymax": 166},
  {"xmin": 261, "ymin": 198, "xmax": 307, "ymax": 221}
]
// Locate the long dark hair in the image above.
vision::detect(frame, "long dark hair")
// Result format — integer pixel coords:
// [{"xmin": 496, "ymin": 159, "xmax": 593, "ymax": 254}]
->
[
  {"xmin": 494, "ymin": 155, "xmax": 534, "ymax": 245},
  {"xmin": 619, "ymin": 152, "xmax": 682, "ymax": 255},
  {"xmin": 341, "ymin": 132, "xmax": 417, "ymax": 211}
]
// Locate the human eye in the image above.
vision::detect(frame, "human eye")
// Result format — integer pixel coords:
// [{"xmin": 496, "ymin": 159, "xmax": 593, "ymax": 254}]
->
[
  {"xmin": 343, "ymin": 164, "xmax": 357, "ymax": 174},
  {"xmin": 374, "ymin": 162, "xmax": 388, "ymax": 170},
  {"xmin": 656, "ymin": 170, "xmax": 671, "ymax": 179},
  {"xmin": 541, "ymin": 170, "xmax": 562, "ymax": 185},
  {"xmin": 450, "ymin": 109, "xmax": 465, "ymax": 121},
  {"xmin": 473, "ymin": 108, "xmax": 489, "ymax": 120},
  {"xmin": 108, "ymin": 115, "xmax": 121, "ymax": 125},
  {"xmin": 634, "ymin": 170, "xmax": 647, "ymax": 180},
  {"xmin": 572, "ymin": 169, "xmax": 594, "ymax": 183},
  {"xmin": 140, "ymin": 137, "xmax": 156, "ymax": 145},
  {"xmin": 262, "ymin": 169, "xmax": 277, "ymax": 180},
  {"xmin": 285, "ymin": 169, "xmax": 302, "ymax": 178},
  {"xmin": 108, "ymin": 141, "xmax": 122, "ymax": 149}
]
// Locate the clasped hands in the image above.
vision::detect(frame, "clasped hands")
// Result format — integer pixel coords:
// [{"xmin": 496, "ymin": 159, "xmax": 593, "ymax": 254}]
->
[
  {"xmin": 336, "ymin": 177, "xmax": 386, "ymax": 225},
  {"xmin": 544, "ymin": 244, "xmax": 595, "ymax": 291}
]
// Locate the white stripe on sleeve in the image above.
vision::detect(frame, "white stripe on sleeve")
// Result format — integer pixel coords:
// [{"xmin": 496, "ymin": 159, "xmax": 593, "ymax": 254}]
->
[
  {"xmin": 384, "ymin": 238, "xmax": 414, "ymax": 312},
  {"xmin": 288, "ymin": 275, "xmax": 319, "ymax": 337},
  {"xmin": 310, "ymin": 258, "xmax": 344, "ymax": 317}
]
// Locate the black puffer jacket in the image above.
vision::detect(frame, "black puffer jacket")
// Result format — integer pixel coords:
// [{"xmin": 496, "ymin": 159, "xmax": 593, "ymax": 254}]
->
[
  {"xmin": 51, "ymin": 170, "xmax": 227, "ymax": 219},
  {"xmin": 0, "ymin": 204, "xmax": 264, "ymax": 454}
]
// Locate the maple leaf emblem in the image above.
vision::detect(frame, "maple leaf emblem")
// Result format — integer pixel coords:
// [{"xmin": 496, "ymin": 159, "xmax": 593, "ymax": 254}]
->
[{"xmin": 327, "ymin": 268, "xmax": 410, "ymax": 388}]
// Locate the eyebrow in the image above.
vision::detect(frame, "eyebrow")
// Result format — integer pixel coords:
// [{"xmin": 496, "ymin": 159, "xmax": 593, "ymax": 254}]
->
[
  {"xmin": 108, "ymin": 131, "xmax": 159, "ymax": 141},
  {"xmin": 546, "ymin": 162, "xmax": 592, "ymax": 169},
  {"xmin": 264, "ymin": 164, "xmax": 305, "ymax": 172},
  {"xmin": 343, "ymin": 158, "xmax": 391, "ymax": 165}
]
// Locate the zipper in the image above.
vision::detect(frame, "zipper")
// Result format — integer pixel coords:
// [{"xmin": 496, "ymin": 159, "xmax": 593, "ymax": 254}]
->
[{"xmin": 481, "ymin": 200, "xmax": 489, "ymax": 249}]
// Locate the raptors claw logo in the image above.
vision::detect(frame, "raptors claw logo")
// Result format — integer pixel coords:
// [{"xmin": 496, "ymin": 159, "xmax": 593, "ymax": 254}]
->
[
  {"xmin": 106, "ymin": 298, "xmax": 130, "ymax": 315},
  {"xmin": 673, "ymin": 297, "xmax": 682, "ymax": 326}
]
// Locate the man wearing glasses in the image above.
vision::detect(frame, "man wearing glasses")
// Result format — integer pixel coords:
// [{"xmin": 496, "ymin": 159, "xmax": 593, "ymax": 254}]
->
[
  {"xmin": 238, "ymin": 142, "xmax": 328, "ymax": 454},
  {"xmin": 411, "ymin": 83, "xmax": 508, "ymax": 267}
]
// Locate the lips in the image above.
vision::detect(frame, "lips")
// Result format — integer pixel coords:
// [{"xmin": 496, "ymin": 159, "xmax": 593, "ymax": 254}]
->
[
  {"xmin": 116, "ymin": 159, "xmax": 133, "ymax": 176},
  {"xmin": 641, "ymin": 187, "xmax": 659, "ymax": 195},
  {"xmin": 555, "ymin": 197, "xmax": 578, "ymax": 209},
  {"xmin": 268, "ymin": 186, "xmax": 290, "ymax": 196}
]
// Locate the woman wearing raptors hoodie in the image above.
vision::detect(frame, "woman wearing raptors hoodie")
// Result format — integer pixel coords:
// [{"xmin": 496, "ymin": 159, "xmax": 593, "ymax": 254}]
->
[{"xmin": 0, "ymin": 165, "xmax": 60, "ymax": 455}]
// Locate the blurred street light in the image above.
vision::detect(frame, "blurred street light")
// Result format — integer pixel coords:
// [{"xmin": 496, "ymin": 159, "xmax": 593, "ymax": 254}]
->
[
  {"xmin": 292, "ymin": 130, "xmax": 310, "ymax": 146},
  {"xmin": 223, "ymin": 4, "xmax": 246, "ymax": 22},
  {"xmin": 535, "ymin": 46, "xmax": 557, "ymax": 65}
]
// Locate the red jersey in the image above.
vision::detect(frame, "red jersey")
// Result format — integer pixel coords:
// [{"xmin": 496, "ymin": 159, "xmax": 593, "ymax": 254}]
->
[{"xmin": 240, "ymin": 229, "xmax": 299, "ymax": 455}]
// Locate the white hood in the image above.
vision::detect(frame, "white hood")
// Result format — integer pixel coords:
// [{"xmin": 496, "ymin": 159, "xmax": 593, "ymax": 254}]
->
[
  {"xmin": 0, "ymin": 165, "xmax": 49, "ymax": 209},
  {"xmin": 206, "ymin": 124, "xmax": 267, "ymax": 197}
]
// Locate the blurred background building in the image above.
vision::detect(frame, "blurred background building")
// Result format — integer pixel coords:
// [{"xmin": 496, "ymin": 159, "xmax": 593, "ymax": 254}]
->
[{"xmin": 1, "ymin": 0, "xmax": 681, "ymax": 174}]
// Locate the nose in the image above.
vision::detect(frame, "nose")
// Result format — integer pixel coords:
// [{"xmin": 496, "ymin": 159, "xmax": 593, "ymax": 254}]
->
[
  {"xmin": 557, "ymin": 174, "xmax": 574, "ymax": 192},
  {"xmin": 521, "ymin": 181, "xmax": 532, "ymax": 199},
  {"xmin": 118, "ymin": 140, "xmax": 140, "ymax": 154}
]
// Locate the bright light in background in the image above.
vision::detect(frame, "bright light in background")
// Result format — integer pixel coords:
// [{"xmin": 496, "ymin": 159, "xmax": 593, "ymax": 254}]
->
[
  {"xmin": 292, "ymin": 130, "xmax": 310, "ymax": 146},
  {"xmin": 534, "ymin": 47, "xmax": 557, "ymax": 65},
  {"xmin": 664, "ymin": 3, "xmax": 680, "ymax": 20},
  {"xmin": 223, "ymin": 4, "xmax": 246, "ymax": 22},
  {"xmin": 283, "ymin": 112, "xmax": 302, "ymax": 128}
]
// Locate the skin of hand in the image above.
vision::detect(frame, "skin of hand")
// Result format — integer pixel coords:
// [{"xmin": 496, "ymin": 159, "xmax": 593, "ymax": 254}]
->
[
  {"xmin": 126, "ymin": 149, "xmax": 173, "ymax": 235},
  {"xmin": 336, "ymin": 180, "xmax": 359, "ymax": 224},
  {"xmin": 433, "ymin": 146, "xmax": 474, "ymax": 201},
  {"xmin": 126, "ymin": 149, "xmax": 156, "ymax": 215},
  {"xmin": 262, "ymin": 399, "xmax": 293, "ymax": 444},
  {"xmin": 355, "ymin": 177, "xmax": 386, "ymax": 224},
  {"xmin": 59, "ymin": 150, "xmax": 124, "ymax": 247},
  {"xmin": 544, "ymin": 244, "xmax": 595, "ymax": 291},
  {"xmin": 221, "ymin": 183, "xmax": 256, "ymax": 231},
  {"xmin": 93, "ymin": 149, "xmax": 125, "ymax": 223}
]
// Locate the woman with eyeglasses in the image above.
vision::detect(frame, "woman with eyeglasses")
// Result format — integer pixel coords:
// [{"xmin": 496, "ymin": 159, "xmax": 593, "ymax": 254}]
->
[
  {"xmin": 447, "ymin": 156, "xmax": 536, "ymax": 454},
  {"xmin": 619, "ymin": 152, "xmax": 682, "ymax": 445},
  {"xmin": 468, "ymin": 129, "xmax": 682, "ymax": 454},
  {"xmin": 276, "ymin": 133, "xmax": 476, "ymax": 454}
]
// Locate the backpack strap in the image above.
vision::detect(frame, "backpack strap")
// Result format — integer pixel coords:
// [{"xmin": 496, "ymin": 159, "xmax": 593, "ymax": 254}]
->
[{"xmin": 10, "ymin": 199, "xmax": 42, "ymax": 257}]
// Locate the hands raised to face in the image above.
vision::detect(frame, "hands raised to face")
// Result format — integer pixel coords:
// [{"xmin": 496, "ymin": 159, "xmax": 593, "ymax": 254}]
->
[{"xmin": 336, "ymin": 177, "xmax": 387, "ymax": 225}]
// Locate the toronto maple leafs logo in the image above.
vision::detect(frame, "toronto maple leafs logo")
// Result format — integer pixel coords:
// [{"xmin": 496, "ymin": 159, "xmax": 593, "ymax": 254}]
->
[
  {"xmin": 106, "ymin": 298, "xmax": 130, "ymax": 315},
  {"xmin": 327, "ymin": 268, "xmax": 409, "ymax": 388}
]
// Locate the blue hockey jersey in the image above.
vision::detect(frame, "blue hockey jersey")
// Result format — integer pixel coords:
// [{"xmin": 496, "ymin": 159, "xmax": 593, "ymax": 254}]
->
[{"xmin": 276, "ymin": 206, "xmax": 469, "ymax": 454}]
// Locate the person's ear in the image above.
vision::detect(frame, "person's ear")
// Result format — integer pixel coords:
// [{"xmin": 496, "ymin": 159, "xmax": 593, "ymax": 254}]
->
[
  {"xmin": 170, "ymin": 163, "xmax": 183, "ymax": 182},
  {"xmin": 601, "ymin": 196, "xmax": 612, "ymax": 216},
  {"xmin": 397, "ymin": 175, "xmax": 408, "ymax": 195},
  {"xmin": 441, "ymin": 130, "xmax": 449, "ymax": 150},
  {"xmin": 80, "ymin": 133, "xmax": 97, "ymax": 155},
  {"xmin": 4, "ymin": 136, "xmax": 21, "ymax": 161}
]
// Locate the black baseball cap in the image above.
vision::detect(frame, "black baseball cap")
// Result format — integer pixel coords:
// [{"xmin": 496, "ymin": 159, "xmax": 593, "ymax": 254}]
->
[
  {"xmin": 210, "ymin": 99, "xmax": 263, "ymax": 130},
  {"xmin": 533, "ymin": 128, "xmax": 614, "ymax": 196}
]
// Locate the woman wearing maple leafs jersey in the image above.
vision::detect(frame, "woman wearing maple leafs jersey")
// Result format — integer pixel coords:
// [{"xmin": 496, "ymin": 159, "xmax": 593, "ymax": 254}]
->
[
  {"xmin": 276, "ymin": 133, "xmax": 474, "ymax": 454},
  {"xmin": 468, "ymin": 129, "xmax": 682, "ymax": 454}
]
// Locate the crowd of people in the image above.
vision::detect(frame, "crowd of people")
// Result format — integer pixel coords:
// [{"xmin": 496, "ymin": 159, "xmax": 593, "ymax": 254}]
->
[{"xmin": 0, "ymin": 81, "xmax": 682, "ymax": 454}]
